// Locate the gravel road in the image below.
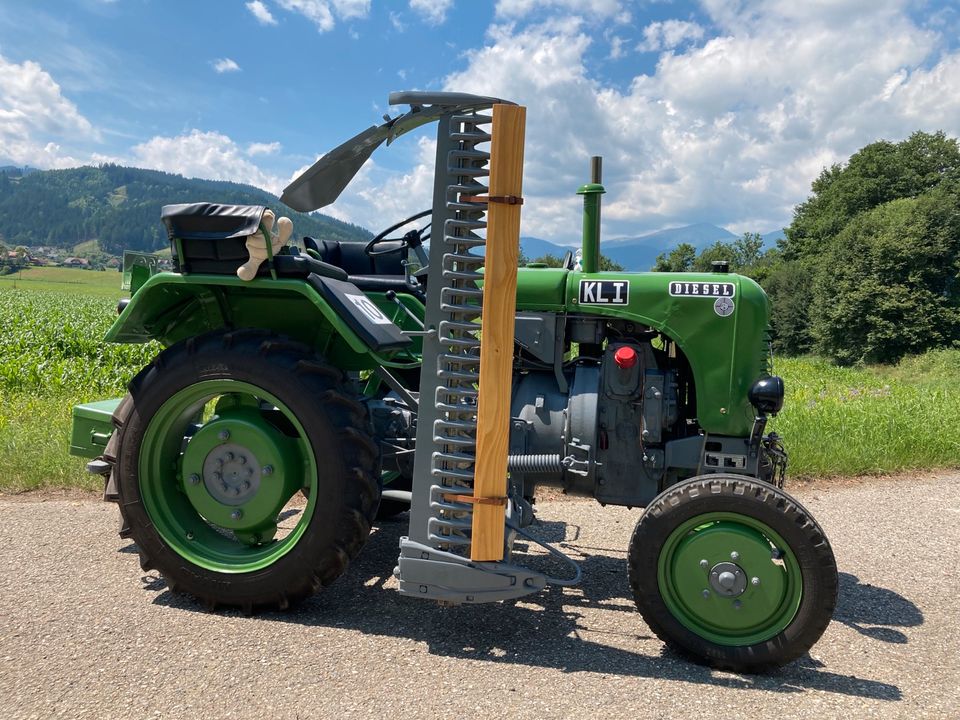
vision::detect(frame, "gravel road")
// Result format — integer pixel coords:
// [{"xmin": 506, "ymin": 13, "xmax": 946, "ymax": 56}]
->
[{"xmin": 1, "ymin": 473, "xmax": 958, "ymax": 720}]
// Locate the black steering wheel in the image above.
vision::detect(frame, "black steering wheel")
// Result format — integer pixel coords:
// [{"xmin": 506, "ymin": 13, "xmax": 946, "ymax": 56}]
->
[{"xmin": 365, "ymin": 208, "xmax": 431, "ymax": 257}]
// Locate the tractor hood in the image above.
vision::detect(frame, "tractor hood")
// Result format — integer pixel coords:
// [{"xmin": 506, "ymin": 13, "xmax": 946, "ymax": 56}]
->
[{"xmin": 281, "ymin": 91, "xmax": 513, "ymax": 212}]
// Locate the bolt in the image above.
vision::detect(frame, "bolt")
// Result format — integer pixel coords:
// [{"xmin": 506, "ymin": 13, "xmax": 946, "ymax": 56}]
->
[
  {"xmin": 238, "ymin": 455, "xmax": 246, "ymax": 465},
  {"xmin": 752, "ymin": 576, "xmax": 761, "ymax": 586},
  {"xmin": 242, "ymin": 481, "xmax": 251, "ymax": 491},
  {"xmin": 231, "ymin": 510, "xmax": 243, "ymax": 520},
  {"xmin": 730, "ymin": 551, "xmax": 740, "ymax": 561},
  {"xmin": 213, "ymin": 471, "xmax": 222, "ymax": 481},
  {"xmin": 186, "ymin": 531, "xmax": 194, "ymax": 540},
  {"xmin": 733, "ymin": 600, "xmax": 742, "ymax": 610},
  {"xmin": 699, "ymin": 559, "xmax": 709, "ymax": 570},
  {"xmin": 233, "ymin": 487, "xmax": 241, "ymax": 496},
  {"xmin": 702, "ymin": 589, "xmax": 710, "ymax": 599},
  {"xmin": 262, "ymin": 465, "xmax": 274, "ymax": 476},
  {"xmin": 218, "ymin": 429, "xmax": 230, "ymax": 441},
  {"xmin": 225, "ymin": 452, "xmax": 235, "ymax": 462},
  {"xmin": 221, "ymin": 481, "xmax": 229, "ymax": 491},
  {"xmin": 188, "ymin": 473, "xmax": 200, "ymax": 485}
]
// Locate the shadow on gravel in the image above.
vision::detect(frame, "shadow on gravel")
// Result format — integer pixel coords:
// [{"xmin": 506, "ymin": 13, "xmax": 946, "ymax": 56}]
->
[
  {"xmin": 834, "ymin": 572, "xmax": 923, "ymax": 644},
  {"xmin": 142, "ymin": 517, "xmax": 906, "ymax": 702}
]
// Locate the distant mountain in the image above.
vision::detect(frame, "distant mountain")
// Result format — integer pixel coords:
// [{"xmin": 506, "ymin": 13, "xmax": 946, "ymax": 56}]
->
[
  {"xmin": 0, "ymin": 164, "xmax": 370, "ymax": 254},
  {"xmin": 520, "ymin": 235, "xmax": 576, "ymax": 261},
  {"xmin": 762, "ymin": 228, "xmax": 786, "ymax": 245},
  {"xmin": 521, "ymin": 223, "xmax": 738, "ymax": 271}
]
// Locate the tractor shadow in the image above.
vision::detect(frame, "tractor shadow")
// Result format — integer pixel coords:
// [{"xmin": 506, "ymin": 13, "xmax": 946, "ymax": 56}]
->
[{"xmin": 142, "ymin": 516, "xmax": 916, "ymax": 701}]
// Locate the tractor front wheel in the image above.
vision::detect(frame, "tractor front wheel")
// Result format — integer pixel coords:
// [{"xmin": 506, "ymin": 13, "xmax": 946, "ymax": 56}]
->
[
  {"xmin": 628, "ymin": 474, "xmax": 837, "ymax": 671},
  {"xmin": 112, "ymin": 330, "xmax": 379, "ymax": 612}
]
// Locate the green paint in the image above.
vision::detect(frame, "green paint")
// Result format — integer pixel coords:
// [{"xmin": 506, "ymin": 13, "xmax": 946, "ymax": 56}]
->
[
  {"xmin": 562, "ymin": 271, "xmax": 770, "ymax": 436},
  {"xmin": 138, "ymin": 379, "xmax": 317, "ymax": 573},
  {"xmin": 576, "ymin": 182, "xmax": 605, "ymax": 274},
  {"xmin": 69, "ymin": 398, "xmax": 122, "ymax": 458},
  {"xmin": 657, "ymin": 512, "xmax": 803, "ymax": 646}
]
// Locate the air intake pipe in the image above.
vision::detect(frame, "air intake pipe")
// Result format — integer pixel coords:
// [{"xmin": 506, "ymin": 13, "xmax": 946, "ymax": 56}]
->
[{"xmin": 577, "ymin": 156, "xmax": 605, "ymax": 273}]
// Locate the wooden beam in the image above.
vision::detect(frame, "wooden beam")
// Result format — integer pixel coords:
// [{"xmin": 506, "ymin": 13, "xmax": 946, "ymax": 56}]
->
[{"xmin": 470, "ymin": 103, "xmax": 526, "ymax": 562}]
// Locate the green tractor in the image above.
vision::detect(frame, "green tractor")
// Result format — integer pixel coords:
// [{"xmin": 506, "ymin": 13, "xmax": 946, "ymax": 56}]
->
[{"xmin": 70, "ymin": 92, "xmax": 837, "ymax": 672}]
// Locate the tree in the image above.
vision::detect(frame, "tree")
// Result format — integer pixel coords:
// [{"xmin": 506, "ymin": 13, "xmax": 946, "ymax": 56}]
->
[
  {"xmin": 810, "ymin": 187, "xmax": 960, "ymax": 364},
  {"xmin": 652, "ymin": 243, "xmax": 697, "ymax": 272}
]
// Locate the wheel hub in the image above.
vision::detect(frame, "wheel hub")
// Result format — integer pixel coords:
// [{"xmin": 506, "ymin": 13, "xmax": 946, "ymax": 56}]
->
[
  {"xmin": 708, "ymin": 561, "xmax": 747, "ymax": 597},
  {"xmin": 202, "ymin": 443, "xmax": 261, "ymax": 506},
  {"xmin": 181, "ymin": 407, "xmax": 304, "ymax": 541}
]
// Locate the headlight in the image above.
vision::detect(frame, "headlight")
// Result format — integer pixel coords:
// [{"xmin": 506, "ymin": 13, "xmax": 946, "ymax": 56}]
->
[{"xmin": 748, "ymin": 376, "xmax": 784, "ymax": 416}]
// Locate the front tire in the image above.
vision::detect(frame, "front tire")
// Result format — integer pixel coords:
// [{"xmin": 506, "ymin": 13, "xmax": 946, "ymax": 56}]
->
[
  {"xmin": 112, "ymin": 330, "xmax": 379, "ymax": 612},
  {"xmin": 628, "ymin": 475, "xmax": 838, "ymax": 671}
]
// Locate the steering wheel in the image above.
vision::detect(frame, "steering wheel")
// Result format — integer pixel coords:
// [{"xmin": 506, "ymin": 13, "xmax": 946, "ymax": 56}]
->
[{"xmin": 365, "ymin": 208, "xmax": 431, "ymax": 259}]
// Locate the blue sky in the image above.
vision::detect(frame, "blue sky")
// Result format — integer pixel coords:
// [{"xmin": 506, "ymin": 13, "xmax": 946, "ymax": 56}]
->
[{"xmin": 1, "ymin": 0, "xmax": 958, "ymax": 244}]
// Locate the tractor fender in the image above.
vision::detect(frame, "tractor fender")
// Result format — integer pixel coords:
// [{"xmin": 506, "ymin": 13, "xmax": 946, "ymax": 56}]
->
[{"xmin": 105, "ymin": 272, "xmax": 414, "ymax": 370}]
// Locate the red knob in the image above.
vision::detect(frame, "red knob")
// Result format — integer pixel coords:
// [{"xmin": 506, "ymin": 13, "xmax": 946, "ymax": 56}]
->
[{"xmin": 614, "ymin": 346, "xmax": 638, "ymax": 369}]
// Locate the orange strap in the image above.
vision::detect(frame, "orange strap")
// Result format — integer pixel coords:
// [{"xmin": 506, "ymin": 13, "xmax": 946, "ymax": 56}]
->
[{"xmin": 443, "ymin": 493, "xmax": 508, "ymax": 507}]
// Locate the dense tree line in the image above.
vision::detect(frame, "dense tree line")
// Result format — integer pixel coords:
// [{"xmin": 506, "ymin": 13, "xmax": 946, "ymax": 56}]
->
[
  {"xmin": 0, "ymin": 164, "xmax": 370, "ymax": 255},
  {"xmin": 652, "ymin": 131, "xmax": 960, "ymax": 365}
]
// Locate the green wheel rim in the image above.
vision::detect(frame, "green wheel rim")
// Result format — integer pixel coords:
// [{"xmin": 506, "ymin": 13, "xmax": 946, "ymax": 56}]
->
[
  {"xmin": 139, "ymin": 379, "xmax": 317, "ymax": 573},
  {"xmin": 657, "ymin": 512, "xmax": 803, "ymax": 646}
]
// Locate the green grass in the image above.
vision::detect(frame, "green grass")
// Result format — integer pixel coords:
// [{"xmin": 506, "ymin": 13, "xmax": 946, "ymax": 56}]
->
[
  {"xmin": 0, "ymin": 266, "xmax": 126, "ymax": 298},
  {"xmin": 0, "ymin": 265, "xmax": 956, "ymax": 491},
  {"xmin": 770, "ymin": 352, "xmax": 960, "ymax": 478},
  {"xmin": 0, "ymin": 269, "xmax": 157, "ymax": 492}
]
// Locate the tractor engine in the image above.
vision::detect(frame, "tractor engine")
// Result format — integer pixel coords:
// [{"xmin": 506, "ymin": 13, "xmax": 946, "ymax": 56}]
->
[{"xmin": 507, "ymin": 315, "xmax": 689, "ymax": 509}]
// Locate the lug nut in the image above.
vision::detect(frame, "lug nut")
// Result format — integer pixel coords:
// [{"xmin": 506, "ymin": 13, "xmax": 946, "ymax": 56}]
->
[
  {"xmin": 238, "ymin": 455, "xmax": 246, "ymax": 465},
  {"xmin": 702, "ymin": 589, "xmax": 710, "ymax": 599},
  {"xmin": 188, "ymin": 474, "xmax": 200, "ymax": 485},
  {"xmin": 751, "ymin": 577, "xmax": 761, "ymax": 586},
  {"xmin": 242, "ymin": 481, "xmax": 251, "ymax": 490},
  {"xmin": 733, "ymin": 600, "xmax": 742, "ymax": 609},
  {"xmin": 231, "ymin": 510, "xmax": 243, "ymax": 520},
  {"xmin": 262, "ymin": 465, "xmax": 274, "ymax": 476},
  {"xmin": 218, "ymin": 429, "xmax": 230, "ymax": 441},
  {"xmin": 699, "ymin": 559, "xmax": 709, "ymax": 570},
  {"xmin": 730, "ymin": 551, "xmax": 740, "ymax": 561}
]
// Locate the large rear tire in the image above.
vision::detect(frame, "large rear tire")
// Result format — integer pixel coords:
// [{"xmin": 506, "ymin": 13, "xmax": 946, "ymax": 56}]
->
[
  {"xmin": 628, "ymin": 474, "xmax": 837, "ymax": 671},
  {"xmin": 111, "ymin": 330, "xmax": 379, "ymax": 612}
]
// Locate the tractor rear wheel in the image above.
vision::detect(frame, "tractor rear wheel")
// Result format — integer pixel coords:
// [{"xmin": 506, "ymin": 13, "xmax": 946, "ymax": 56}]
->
[
  {"xmin": 628, "ymin": 474, "xmax": 837, "ymax": 671},
  {"xmin": 112, "ymin": 330, "xmax": 379, "ymax": 612}
]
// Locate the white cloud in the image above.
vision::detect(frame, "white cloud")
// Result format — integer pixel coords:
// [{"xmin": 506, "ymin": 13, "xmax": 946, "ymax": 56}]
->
[
  {"xmin": 246, "ymin": 141, "xmax": 282, "ymax": 156},
  {"xmin": 0, "ymin": 53, "xmax": 99, "ymax": 168},
  {"xmin": 246, "ymin": 0, "xmax": 278, "ymax": 25},
  {"xmin": 131, "ymin": 130, "xmax": 284, "ymax": 194},
  {"xmin": 495, "ymin": 0, "xmax": 623, "ymax": 20},
  {"xmin": 274, "ymin": 0, "xmax": 369, "ymax": 31},
  {"xmin": 213, "ymin": 58, "xmax": 241, "ymax": 73},
  {"xmin": 409, "ymin": 0, "xmax": 453, "ymax": 25},
  {"xmin": 637, "ymin": 20, "xmax": 704, "ymax": 52},
  {"xmin": 398, "ymin": 4, "xmax": 960, "ymax": 242}
]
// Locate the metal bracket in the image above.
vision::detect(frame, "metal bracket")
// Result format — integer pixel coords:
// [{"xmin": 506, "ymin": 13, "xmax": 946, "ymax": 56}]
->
[{"xmin": 396, "ymin": 538, "xmax": 548, "ymax": 604}]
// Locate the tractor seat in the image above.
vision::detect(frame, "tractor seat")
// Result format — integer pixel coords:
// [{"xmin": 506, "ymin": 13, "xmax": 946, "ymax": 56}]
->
[{"xmin": 304, "ymin": 236, "xmax": 419, "ymax": 296}]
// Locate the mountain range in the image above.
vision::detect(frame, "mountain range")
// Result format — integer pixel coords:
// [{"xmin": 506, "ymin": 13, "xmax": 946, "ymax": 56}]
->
[
  {"xmin": 0, "ymin": 164, "xmax": 370, "ymax": 254},
  {"xmin": 522, "ymin": 223, "xmax": 786, "ymax": 271}
]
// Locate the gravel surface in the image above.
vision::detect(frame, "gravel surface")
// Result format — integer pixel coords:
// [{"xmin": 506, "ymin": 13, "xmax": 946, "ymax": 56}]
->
[{"xmin": 1, "ymin": 472, "xmax": 958, "ymax": 720}]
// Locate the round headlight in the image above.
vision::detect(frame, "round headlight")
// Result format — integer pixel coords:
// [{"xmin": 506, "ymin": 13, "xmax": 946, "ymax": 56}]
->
[{"xmin": 748, "ymin": 376, "xmax": 784, "ymax": 416}]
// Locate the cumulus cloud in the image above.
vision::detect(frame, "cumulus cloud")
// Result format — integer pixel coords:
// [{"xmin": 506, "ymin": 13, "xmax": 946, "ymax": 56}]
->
[
  {"xmin": 246, "ymin": 0, "xmax": 278, "ymax": 25},
  {"xmin": 409, "ymin": 0, "xmax": 453, "ymax": 25},
  {"xmin": 409, "ymin": 3, "xmax": 960, "ymax": 241},
  {"xmin": 212, "ymin": 58, "xmax": 241, "ymax": 73},
  {"xmin": 0, "ymin": 53, "xmax": 99, "ymax": 168},
  {"xmin": 636, "ymin": 20, "xmax": 704, "ymax": 52},
  {"xmin": 274, "ymin": 0, "xmax": 369, "ymax": 31},
  {"xmin": 131, "ymin": 130, "xmax": 284, "ymax": 194}
]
